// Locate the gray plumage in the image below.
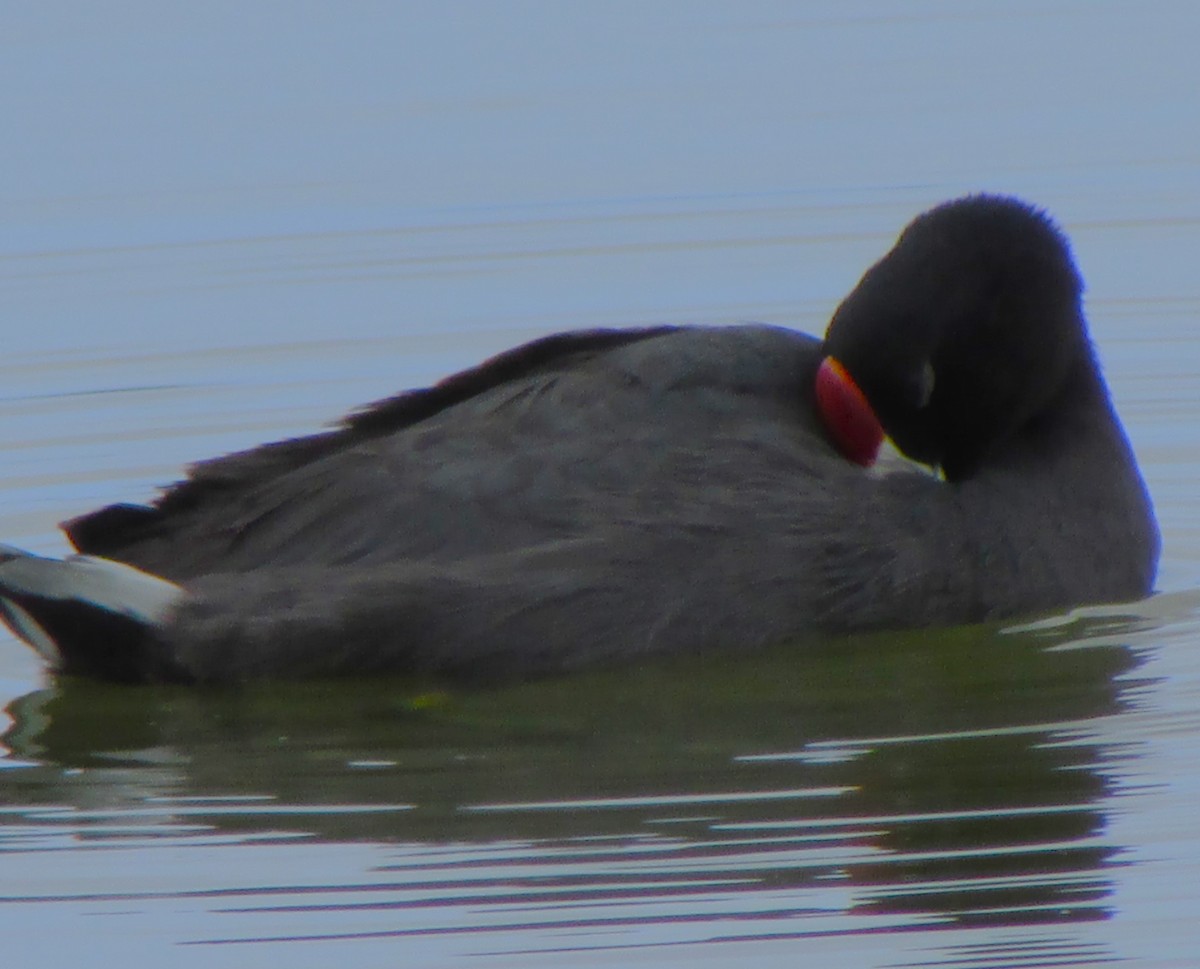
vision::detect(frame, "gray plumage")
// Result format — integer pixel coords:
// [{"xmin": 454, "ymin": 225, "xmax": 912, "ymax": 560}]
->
[{"xmin": 0, "ymin": 196, "xmax": 1160, "ymax": 683}]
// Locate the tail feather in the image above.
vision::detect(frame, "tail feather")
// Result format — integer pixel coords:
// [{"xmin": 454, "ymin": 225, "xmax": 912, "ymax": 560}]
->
[{"xmin": 0, "ymin": 545, "xmax": 183, "ymax": 681}]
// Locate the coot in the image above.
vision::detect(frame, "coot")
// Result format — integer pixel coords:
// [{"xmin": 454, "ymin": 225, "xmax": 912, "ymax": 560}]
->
[{"xmin": 0, "ymin": 195, "xmax": 1159, "ymax": 683}]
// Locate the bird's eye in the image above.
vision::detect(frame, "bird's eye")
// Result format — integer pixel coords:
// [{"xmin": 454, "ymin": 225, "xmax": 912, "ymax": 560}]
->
[{"xmin": 913, "ymin": 360, "xmax": 935, "ymax": 409}]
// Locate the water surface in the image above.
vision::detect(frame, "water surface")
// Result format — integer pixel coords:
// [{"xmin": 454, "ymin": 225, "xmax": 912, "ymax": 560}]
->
[{"xmin": 2, "ymin": 3, "xmax": 1199, "ymax": 966}]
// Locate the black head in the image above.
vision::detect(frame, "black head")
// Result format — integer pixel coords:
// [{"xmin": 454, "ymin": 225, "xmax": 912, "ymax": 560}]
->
[{"xmin": 823, "ymin": 195, "xmax": 1092, "ymax": 480}]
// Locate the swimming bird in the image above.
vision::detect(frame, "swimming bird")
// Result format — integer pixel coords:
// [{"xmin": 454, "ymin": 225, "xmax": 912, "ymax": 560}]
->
[{"xmin": 0, "ymin": 195, "xmax": 1159, "ymax": 684}]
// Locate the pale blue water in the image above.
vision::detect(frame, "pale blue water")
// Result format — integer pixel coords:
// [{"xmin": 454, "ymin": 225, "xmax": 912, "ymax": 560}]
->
[{"xmin": 2, "ymin": 3, "xmax": 1199, "ymax": 966}]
